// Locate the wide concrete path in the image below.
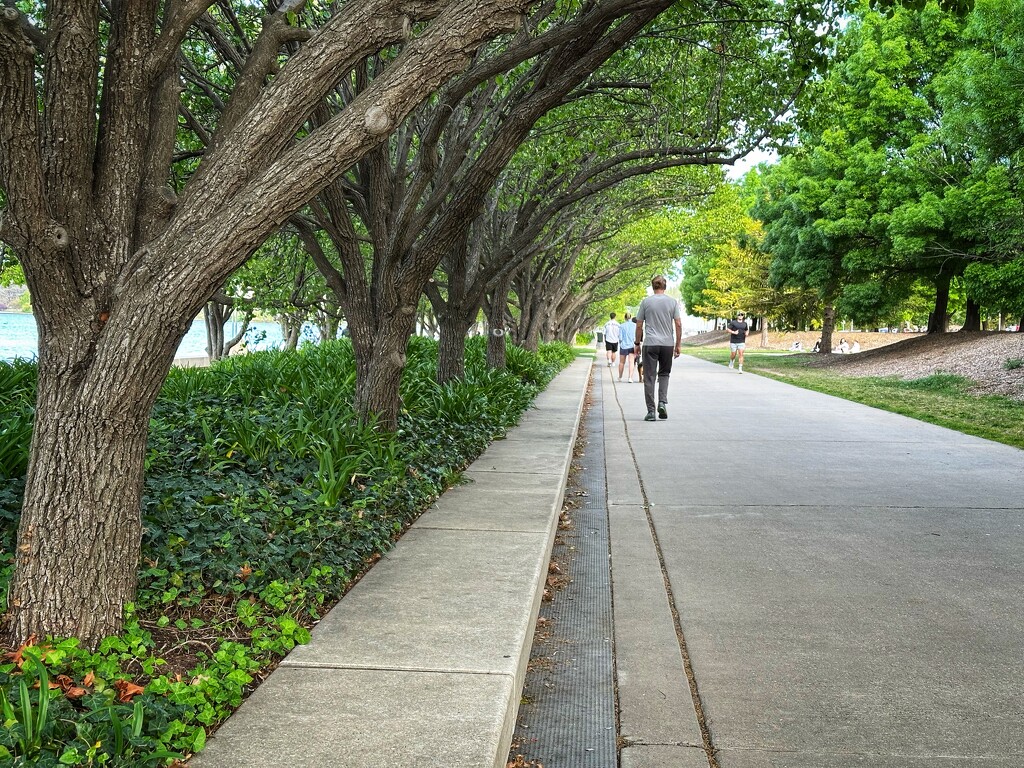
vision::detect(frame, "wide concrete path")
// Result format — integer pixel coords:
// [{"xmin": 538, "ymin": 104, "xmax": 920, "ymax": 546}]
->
[
  {"xmin": 192, "ymin": 358, "xmax": 591, "ymax": 768},
  {"xmin": 600, "ymin": 354, "xmax": 1024, "ymax": 768}
]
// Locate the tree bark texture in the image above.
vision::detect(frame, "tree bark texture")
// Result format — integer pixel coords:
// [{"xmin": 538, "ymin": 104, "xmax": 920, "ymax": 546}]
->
[
  {"xmin": 352, "ymin": 312, "xmax": 417, "ymax": 428},
  {"xmin": 819, "ymin": 303, "xmax": 836, "ymax": 354},
  {"xmin": 7, "ymin": 303, "xmax": 181, "ymax": 644},
  {"xmin": 437, "ymin": 315, "xmax": 474, "ymax": 384},
  {"xmin": 962, "ymin": 298, "xmax": 981, "ymax": 332},
  {"xmin": 0, "ymin": 0, "xmax": 536, "ymax": 645},
  {"xmin": 485, "ymin": 274, "xmax": 515, "ymax": 370},
  {"xmin": 928, "ymin": 272, "xmax": 952, "ymax": 334},
  {"xmin": 203, "ymin": 299, "xmax": 248, "ymax": 360}
]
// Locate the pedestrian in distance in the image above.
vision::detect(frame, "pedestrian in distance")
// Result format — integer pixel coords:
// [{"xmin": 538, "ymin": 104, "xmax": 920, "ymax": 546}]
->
[
  {"xmin": 603, "ymin": 312, "xmax": 621, "ymax": 367},
  {"xmin": 727, "ymin": 310, "xmax": 749, "ymax": 373},
  {"xmin": 617, "ymin": 312, "xmax": 636, "ymax": 382},
  {"xmin": 634, "ymin": 276, "xmax": 682, "ymax": 421}
]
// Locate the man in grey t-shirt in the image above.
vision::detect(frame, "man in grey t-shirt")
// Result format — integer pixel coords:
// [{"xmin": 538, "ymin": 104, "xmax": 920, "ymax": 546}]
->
[{"xmin": 634, "ymin": 275, "xmax": 682, "ymax": 421}]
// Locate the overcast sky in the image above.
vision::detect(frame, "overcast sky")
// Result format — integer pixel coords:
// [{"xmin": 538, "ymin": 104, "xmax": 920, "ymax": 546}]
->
[{"xmin": 725, "ymin": 147, "xmax": 777, "ymax": 181}]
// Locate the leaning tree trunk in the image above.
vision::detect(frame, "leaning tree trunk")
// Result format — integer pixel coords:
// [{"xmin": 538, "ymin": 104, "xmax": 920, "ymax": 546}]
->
[
  {"xmin": 7, "ymin": 308, "xmax": 183, "ymax": 647},
  {"xmin": 962, "ymin": 298, "xmax": 982, "ymax": 332},
  {"xmin": 760, "ymin": 317, "xmax": 769, "ymax": 348},
  {"xmin": 1, "ymin": 0, "xmax": 546, "ymax": 649}
]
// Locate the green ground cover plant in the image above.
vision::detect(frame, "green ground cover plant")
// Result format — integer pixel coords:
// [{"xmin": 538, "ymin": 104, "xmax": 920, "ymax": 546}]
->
[
  {"xmin": 683, "ymin": 348, "xmax": 1024, "ymax": 449},
  {"xmin": 0, "ymin": 338, "xmax": 574, "ymax": 765}
]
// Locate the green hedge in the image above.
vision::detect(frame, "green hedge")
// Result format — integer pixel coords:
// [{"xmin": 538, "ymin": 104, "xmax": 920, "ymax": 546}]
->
[{"xmin": 0, "ymin": 338, "xmax": 573, "ymax": 766}]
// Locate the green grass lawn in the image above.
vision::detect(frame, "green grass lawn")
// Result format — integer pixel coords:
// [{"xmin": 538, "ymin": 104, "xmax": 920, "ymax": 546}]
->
[{"xmin": 683, "ymin": 348, "xmax": 1024, "ymax": 450}]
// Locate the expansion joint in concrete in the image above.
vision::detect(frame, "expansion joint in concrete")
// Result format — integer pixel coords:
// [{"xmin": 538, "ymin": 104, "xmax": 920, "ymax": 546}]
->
[{"xmin": 609, "ymin": 376, "xmax": 720, "ymax": 768}]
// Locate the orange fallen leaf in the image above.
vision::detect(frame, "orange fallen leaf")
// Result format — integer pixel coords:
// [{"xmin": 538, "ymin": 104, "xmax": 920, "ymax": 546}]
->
[
  {"xmin": 53, "ymin": 674, "xmax": 90, "ymax": 700},
  {"xmin": 113, "ymin": 679, "xmax": 145, "ymax": 702},
  {"xmin": 54, "ymin": 674, "xmax": 74, "ymax": 690},
  {"xmin": 83, "ymin": 671, "xmax": 95, "ymax": 687},
  {"xmin": 3, "ymin": 635, "xmax": 37, "ymax": 668},
  {"xmin": 237, "ymin": 564, "xmax": 253, "ymax": 581}
]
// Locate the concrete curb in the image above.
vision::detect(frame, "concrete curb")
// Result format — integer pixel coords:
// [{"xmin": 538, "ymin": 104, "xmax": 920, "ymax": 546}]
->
[{"xmin": 191, "ymin": 357, "xmax": 592, "ymax": 768}]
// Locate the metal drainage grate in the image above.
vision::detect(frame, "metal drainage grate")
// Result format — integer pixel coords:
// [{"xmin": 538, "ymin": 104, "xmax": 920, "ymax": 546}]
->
[{"xmin": 510, "ymin": 371, "xmax": 617, "ymax": 767}]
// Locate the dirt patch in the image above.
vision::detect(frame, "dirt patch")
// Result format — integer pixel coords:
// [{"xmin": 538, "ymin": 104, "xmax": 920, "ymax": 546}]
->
[
  {"xmin": 685, "ymin": 329, "xmax": 921, "ymax": 352},
  {"xmin": 806, "ymin": 331, "xmax": 1024, "ymax": 399},
  {"xmin": 686, "ymin": 329, "xmax": 1024, "ymax": 400}
]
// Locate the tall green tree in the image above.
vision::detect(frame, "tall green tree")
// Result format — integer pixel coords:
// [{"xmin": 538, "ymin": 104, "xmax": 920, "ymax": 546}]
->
[
  {"xmin": 0, "ymin": 0, "xmax": 537, "ymax": 646},
  {"xmin": 754, "ymin": 3, "xmax": 974, "ymax": 341},
  {"xmin": 936, "ymin": 0, "xmax": 1024, "ymax": 328}
]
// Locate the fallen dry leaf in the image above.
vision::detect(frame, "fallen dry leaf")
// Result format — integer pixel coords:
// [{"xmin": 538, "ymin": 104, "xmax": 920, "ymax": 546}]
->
[
  {"xmin": 113, "ymin": 679, "xmax": 145, "ymax": 702},
  {"xmin": 3, "ymin": 635, "xmax": 38, "ymax": 669}
]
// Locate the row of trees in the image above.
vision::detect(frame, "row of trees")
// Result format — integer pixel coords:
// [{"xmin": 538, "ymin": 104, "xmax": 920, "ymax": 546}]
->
[
  {"xmin": 0, "ymin": 0, "xmax": 839, "ymax": 644},
  {"xmin": 682, "ymin": 0, "xmax": 1024, "ymax": 351}
]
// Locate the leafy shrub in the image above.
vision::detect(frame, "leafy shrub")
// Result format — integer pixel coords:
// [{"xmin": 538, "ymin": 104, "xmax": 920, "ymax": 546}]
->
[
  {"xmin": 0, "ymin": 336, "xmax": 573, "ymax": 764},
  {"xmin": 0, "ymin": 642, "xmax": 186, "ymax": 766},
  {"xmin": 0, "ymin": 359, "xmax": 35, "ymax": 480},
  {"xmin": 1004, "ymin": 358, "xmax": 1023, "ymax": 371}
]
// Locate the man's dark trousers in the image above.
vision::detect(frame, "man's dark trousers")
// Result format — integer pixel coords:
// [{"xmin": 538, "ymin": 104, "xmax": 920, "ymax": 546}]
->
[{"xmin": 641, "ymin": 345, "xmax": 674, "ymax": 413}]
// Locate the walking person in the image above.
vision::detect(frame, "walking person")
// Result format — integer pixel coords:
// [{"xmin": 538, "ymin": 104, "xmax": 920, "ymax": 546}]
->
[
  {"xmin": 602, "ymin": 312, "xmax": 621, "ymax": 367},
  {"xmin": 617, "ymin": 312, "xmax": 636, "ymax": 382},
  {"xmin": 727, "ymin": 310, "xmax": 749, "ymax": 373},
  {"xmin": 634, "ymin": 276, "xmax": 682, "ymax": 421}
]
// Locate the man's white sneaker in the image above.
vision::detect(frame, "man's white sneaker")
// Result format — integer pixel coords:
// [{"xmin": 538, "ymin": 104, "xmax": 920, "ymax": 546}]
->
[
  {"xmin": 627, "ymin": 378, "xmax": 632, "ymax": 383},
  {"xmin": 738, "ymin": 367, "xmax": 743, "ymax": 374},
  {"xmin": 728, "ymin": 361, "xmax": 734, "ymax": 369}
]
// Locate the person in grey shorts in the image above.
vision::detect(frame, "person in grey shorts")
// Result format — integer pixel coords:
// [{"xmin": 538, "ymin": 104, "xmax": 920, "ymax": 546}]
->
[
  {"xmin": 727, "ymin": 310, "xmax": 749, "ymax": 373},
  {"xmin": 633, "ymin": 275, "xmax": 682, "ymax": 421}
]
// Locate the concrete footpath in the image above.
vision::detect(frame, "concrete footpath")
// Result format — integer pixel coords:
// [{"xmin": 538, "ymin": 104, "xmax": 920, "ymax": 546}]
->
[
  {"xmin": 194, "ymin": 352, "xmax": 1024, "ymax": 768},
  {"xmin": 191, "ymin": 357, "xmax": 591, "ymax": 768},
  {"xmin": 601, "ymin": 354, "xmax": 1024, "ymax": 767}
]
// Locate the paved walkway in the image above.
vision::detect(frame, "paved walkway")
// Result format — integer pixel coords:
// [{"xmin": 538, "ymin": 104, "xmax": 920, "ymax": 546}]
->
[
  {"xmin": 601, "ymin": 355, "xmax": 1024, "ymax": 767},
  {"xmin": 192, "ymin": 354, "xmax": 1024, "ymax": 767},
  {"xmin": 192, "ymin": 358, "xmax": 591, "ymax": 768}
]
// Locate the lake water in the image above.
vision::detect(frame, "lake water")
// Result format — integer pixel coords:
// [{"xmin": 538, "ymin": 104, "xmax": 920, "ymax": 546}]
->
[{"xmin": 0, "ymin": 312, "xmax": 292, "ymax": 362}]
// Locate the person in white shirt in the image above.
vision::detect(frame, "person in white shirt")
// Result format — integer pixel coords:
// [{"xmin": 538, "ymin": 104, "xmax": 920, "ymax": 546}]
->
[{"xmin": 602, "ymin": 312, "xmax": 621, "ymax": 367}]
